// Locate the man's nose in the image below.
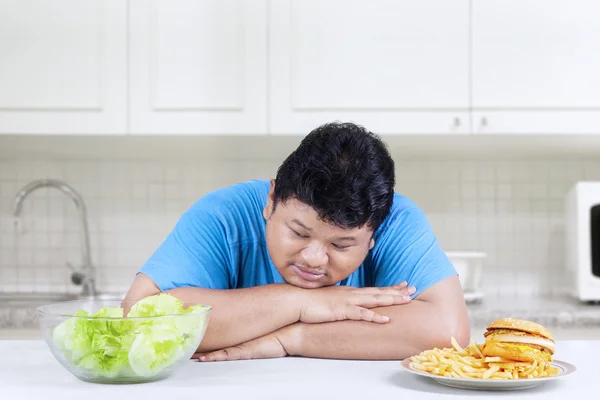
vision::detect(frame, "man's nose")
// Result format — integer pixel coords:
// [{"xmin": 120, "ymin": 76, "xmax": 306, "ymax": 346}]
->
[{"xmin": 301, "ymin": 241, "xmax": 329, "ymax": 267}]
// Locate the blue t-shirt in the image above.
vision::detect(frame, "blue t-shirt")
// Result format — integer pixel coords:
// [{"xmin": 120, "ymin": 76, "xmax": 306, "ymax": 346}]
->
[{"xmin": 139, "ymin": 180, "xmax": 456, "ymax": 298}]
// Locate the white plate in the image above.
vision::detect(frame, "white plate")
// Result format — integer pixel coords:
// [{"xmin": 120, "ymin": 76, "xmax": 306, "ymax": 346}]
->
[{"xmin": 401, "ymin": 358, "xmax": 576, "ymax": 391}]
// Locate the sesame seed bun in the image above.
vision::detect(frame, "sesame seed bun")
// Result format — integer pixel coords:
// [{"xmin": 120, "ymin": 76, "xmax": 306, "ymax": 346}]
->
[{"xmin": 484, "ymin": 318, "xmax": 554, "ymax": 341}]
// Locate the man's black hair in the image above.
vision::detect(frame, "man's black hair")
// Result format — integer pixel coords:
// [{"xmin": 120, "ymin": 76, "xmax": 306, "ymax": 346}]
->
[{"xmin": 274, "ymin": 121, "xmax": 395, "ymax": 232}]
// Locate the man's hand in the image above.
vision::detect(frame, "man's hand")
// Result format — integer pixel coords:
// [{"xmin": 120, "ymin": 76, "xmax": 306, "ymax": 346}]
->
[
  {"xmin": 193, "ymin": 324, "xmax": 301, "ymax": 362},
  {"xmin": 299, "ymin": 281, "xmax": 416, "ymax": 324}
]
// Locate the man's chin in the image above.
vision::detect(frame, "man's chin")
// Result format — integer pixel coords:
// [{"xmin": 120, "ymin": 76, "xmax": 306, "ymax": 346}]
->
[{"xmin": 284, "ymin": 275, "xmax": 326, "ymax": 289}]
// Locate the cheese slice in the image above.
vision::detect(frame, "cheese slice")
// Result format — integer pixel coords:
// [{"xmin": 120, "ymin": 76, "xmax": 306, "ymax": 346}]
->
[{"xmin": 491, "ymin": 334, "xmax": 555, "ymax": 353}]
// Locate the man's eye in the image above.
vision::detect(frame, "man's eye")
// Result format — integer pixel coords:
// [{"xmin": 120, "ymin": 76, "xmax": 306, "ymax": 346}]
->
[
  {"xmin": 332, "ymin": 243, "xmax": 350, "ymax": 250},
  {"xmin": 291, "ymin": 229, "xmax": 308, "ymax": 238}
]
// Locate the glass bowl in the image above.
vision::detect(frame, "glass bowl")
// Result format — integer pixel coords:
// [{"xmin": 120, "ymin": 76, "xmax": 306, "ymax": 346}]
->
[{"xmin": 37, "ymin": 298, "xmax": 211, "ymax": 384}]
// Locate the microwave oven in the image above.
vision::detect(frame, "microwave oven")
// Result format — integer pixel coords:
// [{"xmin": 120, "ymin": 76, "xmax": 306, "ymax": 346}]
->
[{"xmin": 565, "ymin": 182, "xmax": 600, "ymax": 302}]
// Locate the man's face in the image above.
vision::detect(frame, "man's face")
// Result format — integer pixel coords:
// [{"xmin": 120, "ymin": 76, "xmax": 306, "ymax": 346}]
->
[{"xmin": 263, "ymin": 182, "xmax": 375, "ymax": 289}]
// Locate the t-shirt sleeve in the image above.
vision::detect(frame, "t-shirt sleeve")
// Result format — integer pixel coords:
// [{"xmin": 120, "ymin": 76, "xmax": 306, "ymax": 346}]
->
[
  {"xmin": 370, "ymin": 205, "xmax": 456, "ymax": 299},
  {"xmin": 138, "ymin": 208, "xmax": 232, "ymax": 292}
]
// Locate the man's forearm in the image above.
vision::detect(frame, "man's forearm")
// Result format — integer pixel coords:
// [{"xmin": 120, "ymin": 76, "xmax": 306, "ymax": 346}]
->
[
  {"xmin": 167, "ymin": 284, "xmax": 302, "ymax": 352},
  {"xmin": 288, "ymin": 300, "xmax": 470, "ymax": 360}
]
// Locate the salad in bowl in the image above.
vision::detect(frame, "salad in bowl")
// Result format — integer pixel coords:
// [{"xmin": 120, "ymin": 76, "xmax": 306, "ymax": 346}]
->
[{"xmin": 37, "ymin": 293, "xmax": 211, "ymax": 384}]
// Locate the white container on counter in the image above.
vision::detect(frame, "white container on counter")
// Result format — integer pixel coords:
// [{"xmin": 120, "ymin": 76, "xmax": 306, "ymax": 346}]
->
[{"xmin": 445, "ymin": 251, "xmax": 487, "ymax": 302}]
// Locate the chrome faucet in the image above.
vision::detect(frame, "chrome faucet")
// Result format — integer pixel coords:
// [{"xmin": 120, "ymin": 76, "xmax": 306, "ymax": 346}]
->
[{"xmin": 13, "ymin": 179, "xmax": 97, "ymax": 297}]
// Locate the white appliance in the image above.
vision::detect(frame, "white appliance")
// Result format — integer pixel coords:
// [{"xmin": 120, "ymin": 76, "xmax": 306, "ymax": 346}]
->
[
  {"xmin": 565, "ymin": 182, "xmax": 600, "ymax": 302},
  {"xmin": 445, "ymin": 251, "xmax": 487, "ymax": 303}
]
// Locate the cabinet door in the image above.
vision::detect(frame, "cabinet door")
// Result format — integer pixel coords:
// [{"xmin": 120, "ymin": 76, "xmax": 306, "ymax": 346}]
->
[
  {"xmin": 472, "ymin": 0, "xmax": 600, "ymax": 134},
  {"xmin": 129, "ymin": 0, "xmax": 267, "ymax": 135},
  {"xmin": 269, "ymin": 0, "xmax": 470, "ymax": 135},
  {"xmin": 0, "ymin": 0, "xmax": 127, "ymax": 134}
]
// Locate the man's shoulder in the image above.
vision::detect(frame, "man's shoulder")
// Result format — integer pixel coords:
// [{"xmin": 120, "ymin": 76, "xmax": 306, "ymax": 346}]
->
[
  {"xmin": 375, "ymin": 193, "xmax": 428, "ymax": 236},
  {"xmin": 391, "ymin": 192, "xmax": 419, "ymax": 212},
  {"xmin": 387, "ymin": 192, "xmax": 422, "ymax": 221},
  {"xmin": 188, "ymin": 179, "xmax": 270, "ymax": 214},
  {"xmin": 176, "ymin": 180, "xmax": 270, "ymax": 246}
]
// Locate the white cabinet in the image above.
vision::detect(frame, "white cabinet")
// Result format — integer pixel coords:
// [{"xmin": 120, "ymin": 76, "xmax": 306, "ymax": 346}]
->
[
  {"xmin": 0, "ymin": 0, "xmax": 127, "ymax": 134},
  {"xmin": 472, "ymin": 0, "xmax": 600, "ymax": 134},
  {"xmin": 128, "ymin": 0, "xmax": 267, "ymax": 135},
  {"xmin": 268, "ymin": 0, "xmax": 470, "ymax": 135},
  {"xmin": 3, "ymin": 1, "xmax": 600, "ymax": 137}
]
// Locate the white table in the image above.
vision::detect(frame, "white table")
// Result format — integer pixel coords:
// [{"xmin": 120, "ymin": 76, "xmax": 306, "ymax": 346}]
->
[{"xmin": 0, "ymin": 340, "xmax": 598, "ymax": 399}]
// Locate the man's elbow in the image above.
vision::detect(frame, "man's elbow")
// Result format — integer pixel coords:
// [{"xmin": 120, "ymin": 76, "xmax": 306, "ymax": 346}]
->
[
  {"xmin": 426, "ymin": 316, "xmax": 471, "ymax": 351},
  {"xmin": 450, "ymin": 322, "xmax": 471, "ymax": 348}
]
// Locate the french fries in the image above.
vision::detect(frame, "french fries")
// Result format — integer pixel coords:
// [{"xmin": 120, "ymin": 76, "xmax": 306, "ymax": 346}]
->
[{"xmin": 409, "ymin": 338, "xmax": 561, "ymax": 380}]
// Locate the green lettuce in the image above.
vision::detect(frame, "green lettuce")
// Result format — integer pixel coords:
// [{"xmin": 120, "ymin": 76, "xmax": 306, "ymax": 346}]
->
[
  {"xmin": 52, "ymin": 294, "xmax": 210, "ymax": 379},
  {"xmin": 127, "ymin": 293, "xmax": 183, "ymax": 317}
]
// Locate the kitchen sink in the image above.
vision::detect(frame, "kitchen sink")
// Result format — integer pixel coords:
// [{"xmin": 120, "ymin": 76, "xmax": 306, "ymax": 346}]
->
[{"xmin": 0, "ymin": 292, "xmax": 124, "ymax": 307}]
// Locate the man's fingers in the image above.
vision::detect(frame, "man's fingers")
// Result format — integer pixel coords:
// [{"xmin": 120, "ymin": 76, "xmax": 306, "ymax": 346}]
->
[
  {"xmin": 354, "ymin": 293, "xmax": 412, "ymax": 308},
  {"xmin": 346, "ymin": 307, "xmax": 390, "ymax": 323},
  {"xmin": 388, "ymin": 282, "xmax": 416, "ymax": 295},
  {"xmin": 372, "ymin": 281, "xmax": 407, "ymax": 292},
  {"xmin": 357, "ymin": 283, "xmax": 416, "ymax": 297},
  {"xmin": 195, "ymin": 346, "xmax": 246, "ymax": 362},
  {"xmin": 382, "ymin": 286, "xmax": 416, "ymax": 296}
]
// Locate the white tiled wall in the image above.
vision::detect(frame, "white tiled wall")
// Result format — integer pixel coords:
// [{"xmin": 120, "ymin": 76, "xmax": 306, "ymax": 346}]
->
[{"xmin": 0, "ymin": 153, "xmax": 596, "ymax": 298}]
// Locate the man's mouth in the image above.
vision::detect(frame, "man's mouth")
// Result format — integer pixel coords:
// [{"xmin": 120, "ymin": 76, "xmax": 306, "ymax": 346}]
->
[{"xmin": 291, "ymin": 264, "xmax": 325, "ymax": 282}]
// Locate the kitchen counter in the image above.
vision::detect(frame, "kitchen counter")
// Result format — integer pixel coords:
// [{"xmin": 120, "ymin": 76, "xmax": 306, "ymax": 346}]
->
[
  {"xmin": 0, "ymin": 340, "xmax": 596, "ymax": 399},
  {"xmin": 3, "ymin": 293, "xmax": 600, "ymax": 329},
  {"xmin": 468, "ymin": 294, "xmax": 600, "ymax": 327}
]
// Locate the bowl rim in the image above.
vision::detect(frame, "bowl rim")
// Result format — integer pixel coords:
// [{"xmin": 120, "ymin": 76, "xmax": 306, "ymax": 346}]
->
[{"xmin": 36, "ymin": 299, "xmax": 212, "ymax": 319}]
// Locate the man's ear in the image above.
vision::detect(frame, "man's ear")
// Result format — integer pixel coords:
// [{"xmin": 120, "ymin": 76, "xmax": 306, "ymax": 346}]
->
[
  {"xmin": 263, "ymin": 179, "xmax": 276, "ymax": 220},
  {"xmin": 369, "ymin": 238, "xmax": 375, "ymax": 250}
]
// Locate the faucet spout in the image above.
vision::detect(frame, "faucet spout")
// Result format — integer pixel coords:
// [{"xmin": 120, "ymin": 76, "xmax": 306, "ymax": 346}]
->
[{"xmin": 13, "ymin": 179, "xmax": 96, "ymax": 296}]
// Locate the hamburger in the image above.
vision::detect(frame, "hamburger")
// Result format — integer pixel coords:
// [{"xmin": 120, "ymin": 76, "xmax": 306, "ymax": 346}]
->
[{"xmin": 481, "ymin": 318, "xmax": 555, "ymax": 363}]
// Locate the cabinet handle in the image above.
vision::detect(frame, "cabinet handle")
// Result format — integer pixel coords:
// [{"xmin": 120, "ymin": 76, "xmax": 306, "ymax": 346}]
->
[
  {"xmin": 481, "ymin": 117, "xmax": 488, "ymax": 127},
  {"xmin": 453, "ymin": 117, "xmax": 461, "ymax": 127}
]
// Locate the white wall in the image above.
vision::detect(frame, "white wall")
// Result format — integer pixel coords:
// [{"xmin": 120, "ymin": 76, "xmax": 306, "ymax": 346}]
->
[{"xmin": 0, "ymin": 137, "xmax": 595, "ymax": 298}]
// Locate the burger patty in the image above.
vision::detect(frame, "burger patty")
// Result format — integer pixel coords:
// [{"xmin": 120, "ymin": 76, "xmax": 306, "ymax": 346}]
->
[
  {"xmin": 484, "ymin": 329, "xmax": 552, "ymax": 341},
  {"xmin": 483, "ymin": 334, "xmax": 555, "ymax": 354}
]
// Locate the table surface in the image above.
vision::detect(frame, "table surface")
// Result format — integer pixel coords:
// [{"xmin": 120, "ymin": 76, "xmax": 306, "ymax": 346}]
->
[{"xmin": 0, "ymin": 340, "xmax": 598, "ymax": 400}]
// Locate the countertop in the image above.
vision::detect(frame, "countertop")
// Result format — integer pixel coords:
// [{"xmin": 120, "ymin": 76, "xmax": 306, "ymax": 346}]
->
[
  {"xmin": 2, "ymin": 293, "xmax": 600, "ymax": 329},
  {"xmin": 0, "ymin": 340, "xmax": 596, "ymax": 399},
  {"xmin": 468, "ymin": 294, "xmax": 600, "ymax": 327}
]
